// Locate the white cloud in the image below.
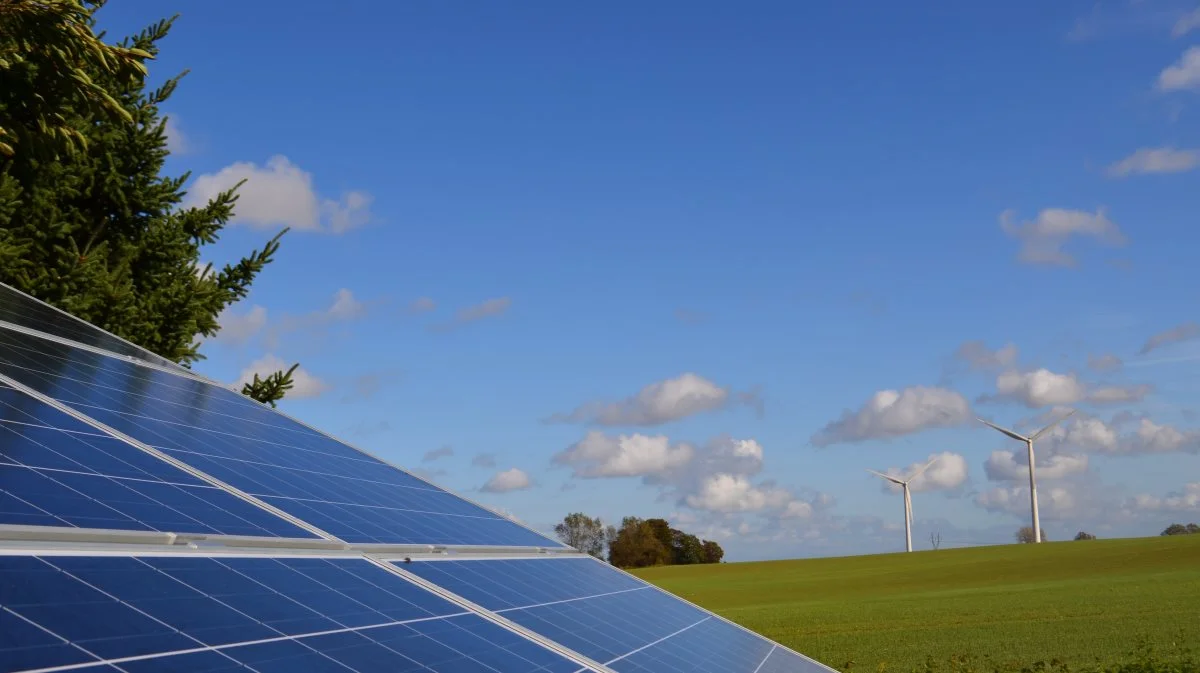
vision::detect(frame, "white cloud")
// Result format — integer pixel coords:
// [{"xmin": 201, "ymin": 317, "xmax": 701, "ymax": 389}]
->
[
  {"xmin": 1087, "ymin": 353, "xmax": 1123, "ymax": 372},
  {"xmin": 999, "ymin": 208, "xmax": 1126, "ymax": 267},
  {"xmin": 993, "ymin": 369, "xmax": 1088, "ymax": 407},
  {"xmin": 954, "ymin": 341, "xmax": 1019, "ymax": 371},
  {"xmin": 233, "ymin": 354, "xmax": 328, "ymax": 399},
  {"xmin": 976, "ymin": 484, "xmax": 1080, "ymax": 520},
  {"xmin": 422, "ymin": 445, "xmax": 454, "ymax": 463},
  {"xmin": 429, "ymin": 297, "xmax": 512, "ymax": 332},
  {"xmin": 1139, "ymin": 322, "xmax": 1200, "ymax": 354},
  {"xmin": 1107, "ymin": 147, "xmax": 1199, "ymax": 177},
  {"xmin": 1158, "ymin": 46, "xmax": 1200, "ymax": 91},
  {"xmin": 184, "ymin": 155, "xmax": 372, "ymax": 233},
  {"xmin": 163, "ymin": 115, "xmax": 189, "ymax": 155},
  {"xmin": 1129, "ymin": 482, "xmax": 1200, "ymax": 512},
  {"xmin": 547, "ymin": 373, "xmax": 754, "ymax": 426},
  {"xmin": 1174, "ymin": 8, "xmax": 1200, "ymax": 37},
  {"xmin": 1040, "ymin": 415, "xmax": 1200, "ymax": 455},
  {"xmin": 553, "ymin": 431, "xmax": 694, "ymax": 478},
  {"xmin": 327, "ymin": 289, "xmax": 366, "ymax": 320},
  {"xmin": 880, "ymin": 452, "xmax": 969, "ymax": 493},
  {"xmin": 685, "ymin": 475, "xmax": 792, "ymax": 514},
  {"xmin": 214, "ymin": 305, "xmax": 268, "ymax": 345},
  {"xmin": 984, "ymin": 450, "xmax": 1089, "ymax": 482},
  {"xmin": 1088, "ymin": 384, "xmax": 1153, "ymax": 405},
  {"xmin": 811, "ymin": 386, "xmax": 971, "ymax": 446},
  {"xmin": 481, "ymin": 468, "xmax": 533, "ymax": 493}
]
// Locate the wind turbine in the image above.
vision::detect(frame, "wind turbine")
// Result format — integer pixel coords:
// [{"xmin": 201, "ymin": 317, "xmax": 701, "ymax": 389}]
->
[
  {"xmin": 867, "ymin": 457, "xmax": 939, "ymax": 553},
  {"xmin": 977, "ymin": 409, "xmax": 1076, "ymax": 544}
]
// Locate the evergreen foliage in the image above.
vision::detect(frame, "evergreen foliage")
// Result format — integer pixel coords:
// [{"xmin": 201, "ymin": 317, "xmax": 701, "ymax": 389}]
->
[{"xmin": 0, "ymin": 4, "xmax": 295, "ymax": 404}]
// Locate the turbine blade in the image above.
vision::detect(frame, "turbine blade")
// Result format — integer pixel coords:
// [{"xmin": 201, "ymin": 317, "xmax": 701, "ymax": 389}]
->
[
  {"xmin": 907, "ymin": 456, "xmax": 940, "ymax": 481},
  {"xmin": 1031, "ymin": 408, "xmax": 1077, "ymax": 441},
  {"xmin": 866, "ymin": 469, "xmax": 905, "ymax": 485},
  {"xmin": 977, "ymin": 417, "xmax": 1029, "ymax": 442}
]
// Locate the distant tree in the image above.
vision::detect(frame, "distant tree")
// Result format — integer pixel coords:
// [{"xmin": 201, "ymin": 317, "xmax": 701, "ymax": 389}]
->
[
  {"xmin": 700, "ymin": 540, "xmax": 724, "ymax": 564},
  {"xmin": 553, "ymin": 513, "xmax": 608, "ymax": 558},
  {"xmin": 930, "ymin": 531, "xmax": 942, "ymax": 550},
  {"xmin": 671, "ymin": 530, "xmax": 705, "ymax": 565},
  {"xmin": 1016, "ymin": 526, "xmax": 1048, "ymax": 543},
  {"xmin": 1161, "ymin": 523, "xmax": 1198, "ymax": 536},
  {"xmin": 0, "ymin": 7, "xmax": 297, "ymax": 404},
  {"xmin": 643, "ymin": 518, "xmax": 675, "ymax": 553},
  {"xmin": 607, "ymin": 517, "xmax": 670, "ymax": 568},
  {"xmin": 1074, "ymin": 531, "xmax": 1097, "ymax": 541}
]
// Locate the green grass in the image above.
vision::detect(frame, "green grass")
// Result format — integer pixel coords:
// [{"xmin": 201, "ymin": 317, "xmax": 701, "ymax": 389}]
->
[{"xmin": 632, "ymin": 535, "xmax": 1200, "ymax": 671}]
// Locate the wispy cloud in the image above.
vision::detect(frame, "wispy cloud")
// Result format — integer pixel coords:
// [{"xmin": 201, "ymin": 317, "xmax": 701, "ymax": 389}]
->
[
  {"xmin": 1108, "ymin": 147, "xmax": 1199, "ymax": 177},
  {"xmin": 429, "ymin": 297, "xmax": 512, "ymax": 332},
  {"xmin": 1158, "ymin": 47, "xmax": 1200, "ymax": 92},
  {"xmin": 1140, "ymin": 322, "xmax": 1200, "ymax": 355},
  {"xmin": 999, "ymin": 208, "xmax": 1126, "ymax": 267}
]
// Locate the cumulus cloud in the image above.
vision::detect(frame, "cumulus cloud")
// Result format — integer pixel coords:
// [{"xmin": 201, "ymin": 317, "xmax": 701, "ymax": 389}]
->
[
  {"xmin": 1139, "ymin": 322, "xmax": 1200, "ymax": 355},
  {"xmin": 214, "ymin": 305, "xmax": 268, "ymax": 345},
  {"xmin": 1174, "ymin": 8, "xmax": 1200, "ymax": 37},
  {"xmin": 811, "ymin": 386, "xmax": 971, "ymax": 446},
  {"xmin": 1107, "ymin": 147, "xmax": 1199, "ymax": 177},
  {"xmin": 553, "ymin": 431, "xmax": 694, "ymax": 478},
  {"xmin": 984, "ymin": 450, "xmax": 1089, "ymax": 482},
  {"xmin": 1087, "ymin": 353, "xmax": 1123, "ymax": 372},
  {"xmin": 878, "ymin": 452, "xmax": 969, "ymax": 493},
  {"xmin": 685, "ymin": 475, "xmax": 793, "ymax": 514},
  {"xmin": 471, "ymin": 453, "xmax": 498, "ymax": 469},
  {"xmin": 233, "ymin": 354, "xmax": 327, "ymax": 399},
  {"xmin": 986, "ymin": 367, "xmax": 1150, "ymax": 408},
  {"xmin": 546, "ymin": 373, "xmax": 758, "ymax": 427},
  {"xmin": 1040, "ymin": 414, "xmax": 1200, "ymax": 455},
  {"xmin": 1158, "ymin": 46, "xmax": 1200, "ymax": 91},
  {"xmin": 163, "ymin": 115, "xmax": 190, "ymax": 155},
  {"xmin": 184, "ymin": 155, "xmax": 372, "ymax": 233},
  {"xmin": 999, "ymin": 208, "xmax": 1126, "ymax": 267},
  {"xmin": 976, "ymin": 484, "xmax": 1081, "ymax": 520},
  {"xmin": 955, "ymin": 341, "xmax": 1019, "ymax": 371},
  {"xmin": 422, "ymin": 445, "xmax": 454, "ymax": 463},
  {"xmin": 429, "ymin": 297, "xmax": 512, "ymax": 332},
  {"xmin": 480, "ymin": 468, "xmax": 533, "ymax": 493},
  {"xmin": 1129, "ymin": 482, "xmax": 1200, "ymax": 512}
]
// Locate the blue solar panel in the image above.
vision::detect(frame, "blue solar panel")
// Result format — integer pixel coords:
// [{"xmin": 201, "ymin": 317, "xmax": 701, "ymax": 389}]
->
[
  {"xmin": 0, "ymin": 552, "xmax": 589, "ymax": 673},
  {"xmin": 0, "ymin": 384, "xmax": 316, "ymax": 539},
  {"xmin": 0, "ymin": 327, "xmax": 563, "ymax": 548},
  {"xmin": 400, "ymin": 557, "xmax": 830, "ymax": 673},
  {"xmin": 0, "ymin": 282, "xmax": 187, "ymax": 373}
]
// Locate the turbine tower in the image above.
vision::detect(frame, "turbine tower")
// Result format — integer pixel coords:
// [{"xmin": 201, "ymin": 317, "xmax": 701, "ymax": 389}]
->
[
  {"xmin": 867, "ymin": 457, "xmax": 939, "ymax": 553},
  {"xmin": 977, "ymin": 409, "xmax": 1076, "ymax": 544}
]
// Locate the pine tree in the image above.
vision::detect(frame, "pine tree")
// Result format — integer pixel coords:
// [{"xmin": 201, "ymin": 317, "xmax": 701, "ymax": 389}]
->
[{"xmin": 0, "ymin": 7, "xmax": 296, "ymax": 404}]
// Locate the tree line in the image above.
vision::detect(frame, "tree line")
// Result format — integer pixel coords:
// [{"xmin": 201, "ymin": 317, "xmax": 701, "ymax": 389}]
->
[
  {"xmin": 554, "ymin": 513, "xmax": 724, "ymax": 568},
  {"xmin": 0, "ymin": 1, "xmax": 294, "ymax": 404}
]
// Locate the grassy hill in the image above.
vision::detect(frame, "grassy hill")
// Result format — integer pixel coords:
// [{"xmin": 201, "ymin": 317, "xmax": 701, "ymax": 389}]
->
[{"xmin": 633, "ymin": 535, "xmax": 1200, "ymax": 671}]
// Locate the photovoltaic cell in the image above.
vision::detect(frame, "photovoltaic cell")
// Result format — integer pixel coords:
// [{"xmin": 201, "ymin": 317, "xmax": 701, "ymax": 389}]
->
[
  {"xmin": 0, "ymin": 327, "xmax": 563, "ymax": 548},
  {"xmin": 0, "ymin": 385, "xmax": 316, "ymax": 539},
  {"xmin": 400, "ymin": 557, "xmax": 829, "ymax": 673},
  {"xmin": 0, "ymin": 552, "xmax": 588, "ymax": 673},
  {"xmin": 0, "ymin": 283, "xmax": 185, "ymax": 373}
]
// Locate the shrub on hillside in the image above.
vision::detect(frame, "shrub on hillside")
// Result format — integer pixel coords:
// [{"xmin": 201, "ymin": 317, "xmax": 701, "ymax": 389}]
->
[{"xmin": 1074, "ymin": 531, "xmax": 1097, "ymax": 540}]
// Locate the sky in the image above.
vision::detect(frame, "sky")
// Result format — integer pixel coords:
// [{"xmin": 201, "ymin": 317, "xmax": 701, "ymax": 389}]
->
[{"xmin": 94, "ymin": 0, "xmax": 1200, "ymax": 561}]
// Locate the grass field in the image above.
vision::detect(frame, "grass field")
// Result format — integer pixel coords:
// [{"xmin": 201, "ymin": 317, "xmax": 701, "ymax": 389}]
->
[{"xmin": 633, "ymin": 535, "xmax": 1200, "ymax": 671}]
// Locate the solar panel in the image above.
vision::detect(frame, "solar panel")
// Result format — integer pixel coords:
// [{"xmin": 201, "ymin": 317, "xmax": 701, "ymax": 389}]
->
[
  {"xmin": 0, "ymin": 551, "xmax": 591, "ymax": 673},
  {"xmin": 0, "ymin": 282, "xmax": 187, "ymax": 374},
  {"xmin": 397, "ymin": 557, "xmax": 829, "ymax": 673},
  {"xmin": 0, "ymin": 326, "xmax": 563, "ymax": 549},
  {"xmin": 0, "ymin": 384, "xmax": 318, "ymax": 539}
]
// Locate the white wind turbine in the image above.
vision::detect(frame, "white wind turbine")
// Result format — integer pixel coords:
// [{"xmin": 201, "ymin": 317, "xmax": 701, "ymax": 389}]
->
[
  {"xmin": 867, "ymin": 456, "xmax": 939, "ymax": 553},
  {"xmin": 977, "ymin": 409, "xmax": 1076, "ymax": 544}
]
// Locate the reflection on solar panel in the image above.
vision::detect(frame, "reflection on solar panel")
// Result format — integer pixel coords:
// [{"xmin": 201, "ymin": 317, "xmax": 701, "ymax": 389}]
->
[
  {"xmin": 399, "ymin": 557, "xmax": 828, "ymax": 673},
  {"xmin": 0, "ymin": 282, "xmax": 185, "ymax": 373},
  {"xmin": 0, "ymin": 328, "xmax": 562, "ymax": 548},
  {"xmin": 0, "ymin": 552, "xmax": 584, "ymax": 673},
  {"xmin": 0, "ymin": 283, "xmax": 831, "ymax": 673},
  {"xmin": 0, "ymin": 385, "xmax": 316, "ymax": 539}
]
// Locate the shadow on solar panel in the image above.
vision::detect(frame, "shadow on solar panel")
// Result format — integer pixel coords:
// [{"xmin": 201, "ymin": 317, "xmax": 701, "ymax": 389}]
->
[{"xmin": 0, "ymin": 285, "xmax": 833, "ymax": 673}]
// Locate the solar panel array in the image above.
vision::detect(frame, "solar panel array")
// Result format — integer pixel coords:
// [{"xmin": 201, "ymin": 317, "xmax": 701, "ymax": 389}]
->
[{"xmin": 0, "ymin": 283, "xmax": 831, "ymax": 673}]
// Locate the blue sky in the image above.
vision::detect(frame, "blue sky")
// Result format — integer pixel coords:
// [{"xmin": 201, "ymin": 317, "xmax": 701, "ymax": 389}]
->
[{"xmin": 99, "ymin": 0, "xmax": 1200, "ymax": 560}]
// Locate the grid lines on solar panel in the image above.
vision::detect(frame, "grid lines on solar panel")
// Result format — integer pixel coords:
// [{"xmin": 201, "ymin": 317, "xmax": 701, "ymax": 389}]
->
[
  {"xmin": 0, "ymin": 283, "xmax": 186, "ymax": 374},
  {"xmin": 0, "ymin": 384, "xmax": 317, "ymax": 539},
  {"xmin": 400, "ymin": 557, "xmax": 830, "ymax": 673},
  {"xmin": 0, "ymin": 327, "xmax": 562, "ymax": 548},
  {"xmin": 0, "ymin": 552, "xmax": 589, "ymax": 673}
]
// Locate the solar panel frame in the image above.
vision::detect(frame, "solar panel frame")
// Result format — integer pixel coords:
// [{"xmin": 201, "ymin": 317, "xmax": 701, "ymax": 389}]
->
[
  {"xmin": 387, "ymin": 554, "xmax": 836, "ymax": 673},
  {"xmin": 0, "ymin": 543, "xmax": 610, "ymax": 673}
]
